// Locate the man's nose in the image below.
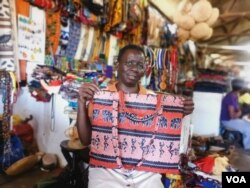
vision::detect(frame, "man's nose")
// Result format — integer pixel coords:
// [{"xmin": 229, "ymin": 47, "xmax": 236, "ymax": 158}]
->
[{"xmin": 130, "ymin": 64, "xmax": 140, "ymax": 72}]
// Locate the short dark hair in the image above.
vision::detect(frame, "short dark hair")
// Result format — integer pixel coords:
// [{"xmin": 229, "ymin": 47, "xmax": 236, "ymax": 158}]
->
[
  {"xmin": 231, "ymin": 78, "xmax": 245, "ymax": 91},
  {"xmin": 117, "ymin": 44, "xmax": 145, "ymax": 62}
]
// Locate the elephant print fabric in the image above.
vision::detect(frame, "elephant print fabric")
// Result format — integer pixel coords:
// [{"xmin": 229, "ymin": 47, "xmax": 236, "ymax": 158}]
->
[
  {"xmin": 0, "ymin": 0, "xmax": 15, "ymax": 71},
  {"xmin": 89, "ymin": 91, "xmax": 184, "ymax": 174}
]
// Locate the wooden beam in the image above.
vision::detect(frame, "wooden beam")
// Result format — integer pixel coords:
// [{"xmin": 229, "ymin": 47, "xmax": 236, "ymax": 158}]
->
[
  {"xmin": 219, "ymin": 11, "xmax": 250, "ymax": 19},
  {"xmin": 224, "ymin": 0, "xmax": 237, "ymax": 13},
  {"xmin": 214, "ymin": 17, "xmax": 239, "ymax": 28}
]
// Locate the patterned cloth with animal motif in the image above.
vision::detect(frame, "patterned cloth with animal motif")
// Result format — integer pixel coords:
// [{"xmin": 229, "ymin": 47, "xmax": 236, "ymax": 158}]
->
[{"xmin": 89, "ymin": 90, "xmax": 184, "ymax": 174}]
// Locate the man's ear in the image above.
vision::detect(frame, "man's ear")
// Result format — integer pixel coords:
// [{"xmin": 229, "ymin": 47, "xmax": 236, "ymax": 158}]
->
[{"xmin": 113, "ymin": 60, "xmax": 119, "ymax": 71}]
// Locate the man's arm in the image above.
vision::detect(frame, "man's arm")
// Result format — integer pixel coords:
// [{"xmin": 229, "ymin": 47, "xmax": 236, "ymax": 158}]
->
[
  {"xmin": 183, "ymin": 96, "xmax": 194, "ymax": 116},
  {"xmin": 76, "ymin": 99, "xmax": 91, "ymax": 146},
  {"xmin": 76, "ymin": 83, "xmax": 100, "ymax": 146},
  {"xmin": 228, "ymin": 105, "xmax": 242, "ymax": 119}
]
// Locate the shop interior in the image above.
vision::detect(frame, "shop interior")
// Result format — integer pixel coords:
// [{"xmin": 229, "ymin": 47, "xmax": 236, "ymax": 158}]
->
[{"xmin": 1, "ymin": 0, "xmax": 250, "ymax": 187}]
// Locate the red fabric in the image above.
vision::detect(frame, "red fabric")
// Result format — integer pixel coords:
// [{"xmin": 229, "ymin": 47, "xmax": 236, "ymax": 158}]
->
[
  {"xmin": 13, "ymin": 124, "xmax": 33, "ymax": 142},
  {"xmin": 194, "ymin": 156, "xmax": 215, "ymax": 174},
  {"xmin": 89, "ymin": 90, "xmax": 184, "ymax": 174}
]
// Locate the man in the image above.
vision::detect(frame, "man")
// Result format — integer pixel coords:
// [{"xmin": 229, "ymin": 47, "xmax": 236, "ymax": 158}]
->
[
  {"xmin": 220, "ymin": 78, "xmax": 250, "ymax": 150},
  {"xmin": 76, "ymin": 44, "xmax": 194, "ymax": 188}
]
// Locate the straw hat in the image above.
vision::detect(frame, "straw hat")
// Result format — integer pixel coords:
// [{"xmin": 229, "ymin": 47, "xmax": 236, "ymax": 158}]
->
[
  {"xmin": 177, "ymin": 27, "xmax": 190, "ymax": 43},
  {"xmin": 190, "ymin": 22, "xmax": 212, "ymax": 40},
  {"xmin": 206, "ymin": 8, "xmax": 220, "ymax": 26},
  {"xmin": 173, "ymin": 12, "xmax": 195, "ymax": 30},
  {"xmin": 202, "ymin": 27, "xmax": 213, "ymax": 40},
  {"xmin": 190, "ymin": 0, "xmax": 212, "ymax": 22},
  {"xmin": 177, "ymin": 0, "xmax": 192, "ymax": 14}
]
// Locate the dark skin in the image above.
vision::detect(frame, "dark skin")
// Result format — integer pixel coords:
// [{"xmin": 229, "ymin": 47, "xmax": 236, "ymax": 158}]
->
[{"xmin": 76, "ymin": 49, "xmax": 194, "ymax": 146}]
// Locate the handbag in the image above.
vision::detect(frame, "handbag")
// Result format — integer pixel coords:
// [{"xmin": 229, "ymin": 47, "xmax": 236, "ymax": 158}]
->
[{"xmin": 90, "ymin": 90, "xmax": 184, "ymax": 174}]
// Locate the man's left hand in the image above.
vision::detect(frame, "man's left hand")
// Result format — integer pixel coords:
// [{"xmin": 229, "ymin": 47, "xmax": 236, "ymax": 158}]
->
[{"xmin": 183, "ymin": 96, "xmax": 194, "ymax": 116}]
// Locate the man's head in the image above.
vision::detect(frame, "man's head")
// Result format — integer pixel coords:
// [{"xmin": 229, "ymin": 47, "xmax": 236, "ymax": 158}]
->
[
  {"xmin": 117, "ymin": 44, "xmax": 146, "ymax": 87},
  {"xmin": 231, "ymin": 78, "xmax": 246, "ymax": 92}
]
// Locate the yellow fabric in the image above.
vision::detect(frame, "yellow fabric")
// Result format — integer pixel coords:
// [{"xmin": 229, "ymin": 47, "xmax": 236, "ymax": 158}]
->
[
  {"xmin": 5, "ymin": 155, "xmax": 39, "ymax": 176},
  {"xmin": 165, "ymin": 174, "xmax": 182, "ymax": 188},
  {"xmin": 239, "ymin": 93, "xmax": 250, "ymax": 105}
]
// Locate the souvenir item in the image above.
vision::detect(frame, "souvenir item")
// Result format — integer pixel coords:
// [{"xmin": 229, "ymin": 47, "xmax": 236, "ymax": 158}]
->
[
  {"xmin": 190, "ymin": 22, "xmax": 212, "ymax": 41},
  {"xmin": 56, "ymin": 16, "xmax": 70, "ymax": 56},
  {"xmin": 90, "ymin": 91, "xmax": 184, "ymax": 174},
  {"xmin": 206, "ymin": 8, "xmax": 220, "ymax": 27},
  {"xmin": 0, "ymin": 0, "xmax": 15, "ymax": 71},
  {"xmin": 16, "ymin": 0, "xmax": 30, "ymax": 17},
  {"xmin": 45, "ymin": 9, "xmax": 61, "ymax": 55},
  {"xmin": 189, "ymin": 0, "xmax": 212, "ymax": 22},
  {"xmin": 65, "ymin": 19, "xmax": 81, "ymax": 58}
]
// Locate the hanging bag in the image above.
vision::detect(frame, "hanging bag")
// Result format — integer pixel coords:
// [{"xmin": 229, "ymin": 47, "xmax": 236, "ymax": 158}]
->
[{"xmin": 90, "ymin": 90, "xmax": 184, "ymax": 174}]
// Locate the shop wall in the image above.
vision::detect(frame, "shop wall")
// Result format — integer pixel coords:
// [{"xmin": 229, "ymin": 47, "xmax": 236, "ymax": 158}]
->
[{"xmin": 13, "ymin": 87, "xmax": 69, "ymax": 166}]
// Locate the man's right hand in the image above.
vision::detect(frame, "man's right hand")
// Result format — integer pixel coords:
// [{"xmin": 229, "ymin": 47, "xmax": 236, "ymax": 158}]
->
[{"xmin": 78, "ymin": 83, "xmax": 100, "ymax": 103}]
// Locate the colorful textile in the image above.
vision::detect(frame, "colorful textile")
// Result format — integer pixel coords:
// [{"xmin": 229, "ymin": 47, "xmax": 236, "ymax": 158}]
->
[
  {"xmin": 65, "ymin": 19, "xmax": 81, "ymax": 58},
  {"xmin": 0, "ymin": 0, "xmax": 15, "ymax": 71},
  {"xmin": 16, "ymin": 0, "xmax": 30, "ymax": 17},
  {"xmin": 89, "ymin": 90, "xmax": 184, "ymax": 174},
  {"xmin": 45, "ymin": 9, "xmax": 61, "ymax": 55}
]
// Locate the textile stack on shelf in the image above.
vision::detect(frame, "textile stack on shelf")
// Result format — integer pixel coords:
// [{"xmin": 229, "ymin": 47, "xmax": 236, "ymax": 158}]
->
[{"xmin": 193, "ymin": 68, "xmax": 228, "ymax": 93}]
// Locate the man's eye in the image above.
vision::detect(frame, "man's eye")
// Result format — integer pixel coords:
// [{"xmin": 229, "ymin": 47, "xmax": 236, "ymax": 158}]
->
[
  {"xmin": 126, "ymin": 61, "xmax": 133, "ymax": 66},
  {"xmin": 137, "ymin": 64, "xmax": 144, "ymax": 69}
]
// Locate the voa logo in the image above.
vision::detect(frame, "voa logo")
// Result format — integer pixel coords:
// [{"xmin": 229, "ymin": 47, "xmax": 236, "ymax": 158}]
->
[{"xmin": 226, "ymin": 176, "xmax": 247, "ymax": 183}]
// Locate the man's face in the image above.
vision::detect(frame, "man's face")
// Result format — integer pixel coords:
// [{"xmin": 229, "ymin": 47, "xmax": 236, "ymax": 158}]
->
[{"xmin": 118, "ymin": 49, "xmax": 146, "ymax": 87}]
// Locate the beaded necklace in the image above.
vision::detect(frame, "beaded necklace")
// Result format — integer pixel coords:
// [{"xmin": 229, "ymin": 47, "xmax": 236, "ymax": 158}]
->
[
  {"xmin": 0, "ymin": 71, "xmax": 12, "ymax": 169},
  {"xmin": 110, "ymin": 91, "xmax": 163, "ymax": 175}
]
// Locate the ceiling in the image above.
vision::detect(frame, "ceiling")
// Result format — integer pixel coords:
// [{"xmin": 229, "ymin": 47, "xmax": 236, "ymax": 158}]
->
[
  {"xmin": 150, "ymin": 0, "xmax": 250, "ymax": 67},
  {"xmin": 199, "ymin": 0, "xmax": 250, "ymax": 64}
]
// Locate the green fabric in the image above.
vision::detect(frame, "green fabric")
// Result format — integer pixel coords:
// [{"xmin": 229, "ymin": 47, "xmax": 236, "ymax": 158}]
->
[{"xmin": 36, "ymin": 177, "xmax": 59, "ymax": 188}]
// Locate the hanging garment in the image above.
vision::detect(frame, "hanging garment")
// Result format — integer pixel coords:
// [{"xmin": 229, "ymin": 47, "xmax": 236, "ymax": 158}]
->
[
  {"xmin": 0, "ymin": 0, "xmax": 15, "ymax": 71},
  {"xmin": 16, "ymin": 0, "xmax": 30, "ymax": 17},
  {"xmin": 90, "ymin": 91, "xmax": 184, "ymax": 174},
  {"xmin": 45, "ymin": 9, "xmax": 61, "ymax": 55},
  {"xmin": 65, "ymin": 19, "xmax": 81, "ymax": 58}
]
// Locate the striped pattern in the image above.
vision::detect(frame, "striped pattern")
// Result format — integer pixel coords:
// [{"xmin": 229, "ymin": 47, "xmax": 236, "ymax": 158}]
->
[
  {"xmin": 0, "ymin": 0, "xmax": 15, "ymax": 71},
  {"xmin": 89, "ymin": 91, "xmax": 184, "ymax": 174}
]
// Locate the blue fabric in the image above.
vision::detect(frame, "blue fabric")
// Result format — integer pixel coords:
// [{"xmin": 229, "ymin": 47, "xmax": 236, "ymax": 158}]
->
[
  {"xmin": 0, "ymin": 134, "xmax": 24, "ymax": 173},
  {"xmin": 221, "ymin": 119, "xmax": 250, "ymax": 149},
  {"xmin": 200, "ymin": 179, "xmax": 222, "ymax": 188}
]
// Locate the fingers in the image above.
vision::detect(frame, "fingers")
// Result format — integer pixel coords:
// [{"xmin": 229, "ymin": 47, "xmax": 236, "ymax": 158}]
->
[
  {"xmin": 78, "ymin": 83, "xmax": 100, "ymax": 102},
  {"xmin": 183, "ymin": 96, "xmax": 194, "ymax": 115}
]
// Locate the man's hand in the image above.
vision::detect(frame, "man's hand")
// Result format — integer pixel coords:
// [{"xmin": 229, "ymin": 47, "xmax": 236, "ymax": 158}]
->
[
  {"xmin": 183, "ymin": 96, "xmax": 194, "ymax": 116},
  {"xmin": 78, "ymin": 83, "xmax": 100, "ymax": 103}
]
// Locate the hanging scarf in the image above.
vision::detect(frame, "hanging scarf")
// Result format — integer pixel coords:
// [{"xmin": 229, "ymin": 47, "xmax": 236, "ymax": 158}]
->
[
  {"xmin": 90, "ymin": 90, "xmax": 184, "ymax": 174},
  {"xmin": 0, "ymin": 0, "xmax": 15, "ymax": 71},
  {"xmin": 45, "ymin": 9, "xmax": 61, "ymax": 55}
]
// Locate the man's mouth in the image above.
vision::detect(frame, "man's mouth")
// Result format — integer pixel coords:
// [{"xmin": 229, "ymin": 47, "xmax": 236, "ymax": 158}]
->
[{"xmin": 127, "ymin": 75, "xmax": 137, "ymax": 80}]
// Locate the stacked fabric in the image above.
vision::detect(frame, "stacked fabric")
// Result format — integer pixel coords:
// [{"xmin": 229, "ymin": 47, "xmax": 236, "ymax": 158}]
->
[{"xmin": 193, "ymin": 68, "xmax": 228, "ymax": 93}]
